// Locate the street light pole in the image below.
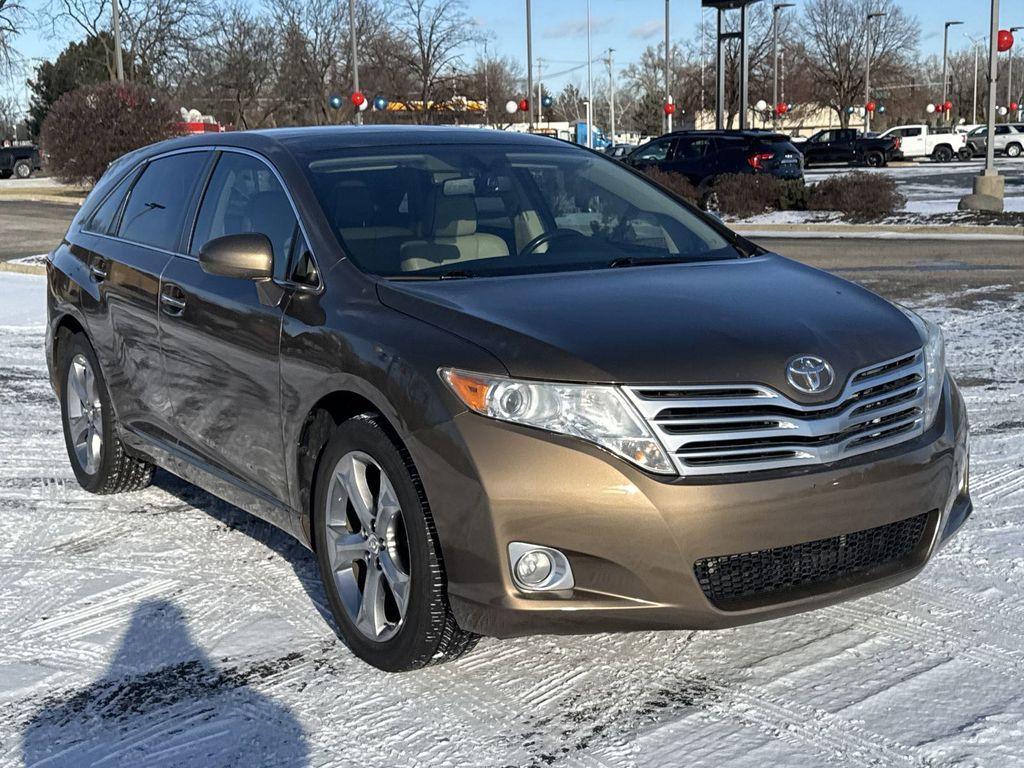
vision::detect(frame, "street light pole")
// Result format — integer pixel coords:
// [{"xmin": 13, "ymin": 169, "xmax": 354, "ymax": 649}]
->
[
  {"xmin": 965, "ymin": 34, "xmax": 983, "ymax": 124},
  {"xmin": 111, "ymin": 0, "xmax": 125, "ymax": 81},
  {"xmin": 348, "ymin": 0, "xmax": 361, "ymax": 125},
  {"xmin": 665, "ymin": 0, "xmax": 672, "ymax": 133},
  {"xmin": 772, "ymin": 3, "xmax": 794, "ymax": 130},
  {"xmin": 587, "ymin": 0, "xmax": 593, "ymax": 147},
  {"xmin": 960, "ymin": 0, "xmax": 1004, "ymax": 212},
  {"xmin": 1009, "ymin": 27, "xmax": 1024, "ymax": 120},
  {"xmin": 607, "ymin": 48, "xmax": 616, "ymax": 142},
  {"xmin": 526, "ymin": 0, "xmax": 534, "ymax": 130},
  {"xmin": 942, "ymin": 20, "xmax": 964, "ymax": 125},
  {"xmin": 865, "ymin": 11, "xmax": 886, "ymax": 133}
]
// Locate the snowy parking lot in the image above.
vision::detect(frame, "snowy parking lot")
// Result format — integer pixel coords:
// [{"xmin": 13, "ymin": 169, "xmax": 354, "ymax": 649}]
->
[{"xmin": 0, "ymin": 269, "xmax": 1023, "ymax": 767}]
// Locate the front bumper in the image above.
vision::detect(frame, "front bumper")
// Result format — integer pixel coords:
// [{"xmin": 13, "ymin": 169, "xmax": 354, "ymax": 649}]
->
[{"xmin": 419, "ymin": 378, "xmax": 970, "ymax": 638}]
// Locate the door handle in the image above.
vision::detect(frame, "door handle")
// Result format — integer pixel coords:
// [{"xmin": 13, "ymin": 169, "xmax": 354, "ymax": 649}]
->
[
  {"xmin": 89, "ymin": 261, "xmax": 108, "ymax": 281},
  {"xmin": 160, "ymin": 285, "xmax": 187, "ymax": 315}
]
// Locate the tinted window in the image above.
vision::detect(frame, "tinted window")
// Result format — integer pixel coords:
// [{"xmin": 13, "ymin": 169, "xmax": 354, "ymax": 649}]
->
[
  {"xmin": 994, "ymin": 125, "xmax": 1010, "ymax": 135},
  {"xmin": 85, "ymin": 170, "xmax": 138, "ymax": 235},
  {"xmin": 674, "ymin": 137, "xmax": 711, "ymax": 159},
  {"xmin": 118, "ymin": 152, "xmax": 209, "ymax": 251},
  {"xmin": 300, "ymin": 144, "xmax": 737, "ymax": 279},
  {"xmin": 901, "ymin": 127, "xmax": 922, "ymax": 137},
  {"xmin": 632, "ymin": 139, "xmax": 672, "ymax": 163},
  {"xmin": 191, "ymin": 152, "xmax": 297, "ymax": 273}
]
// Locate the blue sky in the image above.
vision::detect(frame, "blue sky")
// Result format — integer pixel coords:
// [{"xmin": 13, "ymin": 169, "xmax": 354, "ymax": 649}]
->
[{"xmin": 2, "ymin": 0, "xmax": 1017, "ymax": 106}]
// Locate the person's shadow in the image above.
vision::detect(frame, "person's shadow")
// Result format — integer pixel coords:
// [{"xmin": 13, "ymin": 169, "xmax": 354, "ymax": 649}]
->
[{"xmin": 22, "ymin": 598, "xmax": 309, "ymax": 767}]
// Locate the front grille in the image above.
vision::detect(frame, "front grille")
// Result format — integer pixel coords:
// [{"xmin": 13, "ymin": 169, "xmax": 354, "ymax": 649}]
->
[
  {"xmin": 694, "ymin": 512, "xmax": 930, "ymax": 608},
  {"xmin": 624, "ymin": 350, "xmax": 926, "ymax": 476}
]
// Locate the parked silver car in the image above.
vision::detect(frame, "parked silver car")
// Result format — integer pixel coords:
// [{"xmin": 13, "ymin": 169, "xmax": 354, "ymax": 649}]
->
[{"xmin": 965, "ymin": 124, "xmax": 1024, "ymax": 158}]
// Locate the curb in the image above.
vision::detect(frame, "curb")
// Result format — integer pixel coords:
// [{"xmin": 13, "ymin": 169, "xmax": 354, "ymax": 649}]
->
[
  {"xmin": 0, "ymin": 262, "xmax": 46, "ymax": 276},
  {"xmin": 731, "ymin": 223, "xmax": 1023, "ymax": 238},
  {"xmin": 0, "ymin": 194, "xmax": 85, "ymax": 206}
]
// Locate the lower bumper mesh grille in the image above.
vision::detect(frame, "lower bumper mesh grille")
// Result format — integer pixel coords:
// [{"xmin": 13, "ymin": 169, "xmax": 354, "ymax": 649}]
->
[{"xmin": 694, "ymin": 512, "xmax": 930, "ymax": 608}]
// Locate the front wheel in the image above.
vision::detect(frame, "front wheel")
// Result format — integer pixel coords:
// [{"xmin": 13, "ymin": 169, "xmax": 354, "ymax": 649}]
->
[
  {"xmin": 958, "ymin": 147, "xmax": 974, "ymax": 161},
  {"xmin": 1006, "ymin": 142, "xmax": 1022, "ymax": 158},
  {"xmin": 58, "ymin": 333, "xmax": 153, "ymax": 494},
  {"xmin": 865, "ymin": 151, "xmax": 884, "ymax": 167},
  {"xmin": 313, "ymin": 414, "xmax": 478, "ymax": 672},
  {"xmin": 932, "ymin": 145, "xmax": 953, "ymax": 163},
  {"xmin": 13, "ymin": 160, "xmax": 32, "ymax": 179}
]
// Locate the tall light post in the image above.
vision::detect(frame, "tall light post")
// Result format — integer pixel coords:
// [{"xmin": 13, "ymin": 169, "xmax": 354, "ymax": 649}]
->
[
  {"xmin": 606, "ymin": 48, "xmax": 616, "ymax": 142},
  {"xmin": 966, "ymin": 33, "xmax": 984, "ymax": 123},
  {"xmin": 1009, "ymin": 26, "xmax": 1023, "ymax": 120},
  {"xmin": 348, "ymin": 0, "xmax": 361, "ymax": 125},
  {"xmin": 772, "ymin": 3, "xmax": 794, "ymax": 129},
  {"xmin": 112, "ymin": 0, "xmax": 125, "ymax": 81},
  {"xmin": 864, "ymin": 11, "xmax": 886, "ymax": 133},
  {"xmin": 586, "ymin": 0, "xmax": 593, "ymax": 146},
  {"xmin": 665, "ymin": 0, "xmax": 672, "ymax": 133},
  {"xmin": 526, "ymin": 0, "xmax": 534, "ymax": 129},
  {"xmin": 942, "ymin": 20, "xmax": 964, "ymax": 124},
  {"xmin": 960, "ymin": 0, "xmax": 1005, "ymax": 212}
]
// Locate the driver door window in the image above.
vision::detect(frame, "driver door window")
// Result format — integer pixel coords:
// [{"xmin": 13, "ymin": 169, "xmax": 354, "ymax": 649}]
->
[{"xmin": 632, "ymin": 138, "xmax": 673, "ymax": 165}]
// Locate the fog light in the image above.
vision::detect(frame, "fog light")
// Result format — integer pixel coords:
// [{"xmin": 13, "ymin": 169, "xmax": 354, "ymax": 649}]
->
[
  {"xmin": 508, "ymin": 542, "xmax": 574, "ymax": 592},
  {"xmin": 515, "ymin": 551, "xmax": 553, "ymax": 585}
]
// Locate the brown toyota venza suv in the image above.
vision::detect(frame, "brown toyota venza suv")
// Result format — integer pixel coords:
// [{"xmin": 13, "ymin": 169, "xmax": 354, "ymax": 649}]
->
[{"xmin": 46, "ymin": 127, "xmax": 971, "ymax": 671}]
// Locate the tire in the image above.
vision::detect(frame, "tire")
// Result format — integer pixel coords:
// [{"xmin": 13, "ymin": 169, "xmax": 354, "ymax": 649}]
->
[
  {"xmin": 865, "ymin": 151, "xmax": 884, "ymax": 168},
  {"xmin": 958, "ymin": 147, "xmax": 974, "ymax": 161},
  {"xmin": 1006, "ymin": 142, "xmax": 1022, "ymax": 158},
  {"xmin": 312, "ymin": 413, "xmax": 479, "ymax": 672},
  {"xmin": 0, "ymin": 169, "xmax": 11, "ymax": 179},
  {"xmin": 13, "ymin": 160, "xmax": 32, "ymax": 179},
  {"xmin": 932, "ymin": 145, "xmax": 953, "ymax": 163},
  {"xmin": 58, "ymin": 333, "xmax": 154, "ymax": 494}
]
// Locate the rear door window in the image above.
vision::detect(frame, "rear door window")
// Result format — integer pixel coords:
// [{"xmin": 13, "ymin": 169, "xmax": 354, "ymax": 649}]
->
[
  {"xmin": 118, "ymin": 152, "xmax": 210, "ymax": 252},
  {"xmin": 632, "ymin": 138, "xmax": 673, "ymax": 163},
  {"xmin": 84, "ymin": 169, "xmax": 139, "ymax": 236}
]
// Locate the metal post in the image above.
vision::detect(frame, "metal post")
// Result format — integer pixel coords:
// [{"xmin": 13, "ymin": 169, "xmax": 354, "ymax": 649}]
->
[
  {"xmin": 771, "ymin": 4, "xmax": 793, "ymax": 131},
  {"xmin": 587, "ymin": 0, "xmax": 593, "ymax": 146},
  {"xmin": 700, "ymin": 9, "xmax": 706, "ymax": 120},
  {"xmin": 111, "ymin": 0, "xmax": 125, "ymax": 81},
  {"xmin": 942, "ymin": 21, "xmax": 963, "ymax": 126},
  {"xmin": 537, "ymin": 59, "xmax": 543, "ymax": 124},
  {"xmin": 739, "ymin": 3, "xmax": 749, "ymax": 129},
  {"xmin": 715, "ymin": 9, "xmax": 724, "ymax": 130},
  {"xmin": 349, "ymin": 0, "xmax": 361, "ymax": 125},
  {"xmin": 1009, "ymin": 28, "xmax": 1024, "ymax": 119},
  {"xmin": 984, "ymin": 0, "xmax": 999, "ymax": 175},
  {"xmin": 665, "ymin": 0, "xmax": 672, "ymax": 133},
  {"xmin": 526, "ymin": 0, "xmax": 534, "ymax": 129},
  {"xmin": 607, "ymin": 49, "xmax": 616, "ymax": 142}
]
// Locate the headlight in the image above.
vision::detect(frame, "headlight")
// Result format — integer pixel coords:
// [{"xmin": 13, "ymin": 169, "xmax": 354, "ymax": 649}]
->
[
  {"xmin": 900, "ymin": 307, "xmax": 945, "ymax": 428},
  {"xmin": 440, "ymin": 368, "xmax": 675, "ymax": 474}
]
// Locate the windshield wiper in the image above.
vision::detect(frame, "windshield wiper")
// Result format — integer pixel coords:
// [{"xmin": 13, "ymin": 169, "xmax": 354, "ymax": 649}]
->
[
  {"xmin": 438, "ymin": 269, "xmax": 475, "ymax": 279},
  {"xmin": 608, "ymin": 256, "xmax": 706, "ymax": 269}
]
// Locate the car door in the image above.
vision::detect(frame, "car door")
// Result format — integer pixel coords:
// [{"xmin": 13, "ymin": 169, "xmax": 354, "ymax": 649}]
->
[
  {"xmin": 626, "ymin": 137, "xmax": 676, "ymax": 171},
  {"xmin": 992, "ymin": 124, "xmax": 1011, "ymax": 152},
  {"xmin": 802, "ymin": 131, "xmax": 829, "ymax": 165},
  {"xmin": 832, "ymin": 130, "xmax": 856, "ymax": 162},
  {"xmin": 158, "ymin": 150, "xmax": 299, "ymax": 505},
  {"xmin": 665, "ymin": 136, "xmax": 713, "ymax": 184},
  {"xmin": 898, "ymin": 127, "xmax": 925, "ymax": 156},
  {"xmin": 78, "ymin": 151, "xmax": 212, "ymax": 443}
]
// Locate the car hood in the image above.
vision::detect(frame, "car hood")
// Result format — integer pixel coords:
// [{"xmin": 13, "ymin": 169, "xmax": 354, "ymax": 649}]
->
[{"xmin": 376, "ymin": 254, "xmax": 922, "ymax": 403}]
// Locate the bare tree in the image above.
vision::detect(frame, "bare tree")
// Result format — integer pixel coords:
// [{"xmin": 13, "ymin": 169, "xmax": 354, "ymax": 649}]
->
[
  {"xmin": 395, "ymin": 0, "xmax": 481, "ymax": 123},
  {"xmin": 47, "ymin": 0, "xmax": 215, "ymax": 84},
  {"xmin": 0, "ymin": 0, "xmax": 25, "ymax": 74},
  {"xmin": 799, "ymin": 0, "xmax": 919, "ymax": 127},
  {"xmin": 0, "ymin": 94, "xmax": 22, "ymax": 137}
]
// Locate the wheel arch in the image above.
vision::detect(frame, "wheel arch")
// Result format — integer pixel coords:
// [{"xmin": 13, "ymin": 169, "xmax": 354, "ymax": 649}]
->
[
  {"xmin": 50, "ymin": 312, "xmax": 89, "ymax": 398},
  {"xmin": 296, "ymin": 389, "xmax": 407, "ymax": 550}
]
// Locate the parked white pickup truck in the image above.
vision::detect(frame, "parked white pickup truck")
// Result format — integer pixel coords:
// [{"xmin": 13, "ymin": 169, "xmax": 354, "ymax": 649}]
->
[{"xmin": 877, "ymin": 124, "xmax": 970, "ymax": 163}]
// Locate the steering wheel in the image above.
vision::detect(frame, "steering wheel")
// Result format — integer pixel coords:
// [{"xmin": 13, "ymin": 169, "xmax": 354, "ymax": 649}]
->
[{"xmin": 519, "ymin": 228, "xmax": 586, "ymax": 256}]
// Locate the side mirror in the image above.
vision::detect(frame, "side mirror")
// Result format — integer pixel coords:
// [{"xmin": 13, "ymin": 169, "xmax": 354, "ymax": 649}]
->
[{"xmin": 198, "ymin": 233, "xmax": 273, "ymax": 280}]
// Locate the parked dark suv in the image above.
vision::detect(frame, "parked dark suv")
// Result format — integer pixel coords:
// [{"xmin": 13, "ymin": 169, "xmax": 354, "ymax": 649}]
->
[
  {"xmin": 625, "ymin": 130, "xmax": 803, "ymax": 194},
  {"xmin": 47, "ymin": 127, "xmax": 970, "ymax": 672}
]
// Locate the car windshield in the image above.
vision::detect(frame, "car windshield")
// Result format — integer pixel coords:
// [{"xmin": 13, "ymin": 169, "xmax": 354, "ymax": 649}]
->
[{"xmin": 299, "ymin": 143, "xmax": 739, "ymax": 278}]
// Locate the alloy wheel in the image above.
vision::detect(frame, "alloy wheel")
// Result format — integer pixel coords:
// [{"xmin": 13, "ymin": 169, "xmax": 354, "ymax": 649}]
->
[
  {"xmin": 325, "ymin": 451, "xmax": 412, "ymax": 642},
  {"xmin": 65, "ymin": 353, "xmax": 103, "ymax": 474}
]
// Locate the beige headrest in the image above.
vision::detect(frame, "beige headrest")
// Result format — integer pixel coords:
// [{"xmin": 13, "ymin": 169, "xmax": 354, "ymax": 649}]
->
[{"xmin": 433, "ymin": 195, "xmax": 477, "ymax": 238}]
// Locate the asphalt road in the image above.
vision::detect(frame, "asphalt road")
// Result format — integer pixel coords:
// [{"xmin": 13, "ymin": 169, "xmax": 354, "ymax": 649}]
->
[{"xmin": 0, "ymin": 200, "xmax": 74, "ymax": 262}]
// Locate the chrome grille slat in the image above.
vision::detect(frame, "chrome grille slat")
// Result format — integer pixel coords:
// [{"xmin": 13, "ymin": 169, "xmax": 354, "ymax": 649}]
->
[{"xmin": 625, "ymin": 350, "xmax": 927, "ymax": 476}]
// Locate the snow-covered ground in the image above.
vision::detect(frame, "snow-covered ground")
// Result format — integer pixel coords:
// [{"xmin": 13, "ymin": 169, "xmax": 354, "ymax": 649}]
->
[{"xmin": 1, "ymin": 271, "xmax": 1023, "ymax": 768}]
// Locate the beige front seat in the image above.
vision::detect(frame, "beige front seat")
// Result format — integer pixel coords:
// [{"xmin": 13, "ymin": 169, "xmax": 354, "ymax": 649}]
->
[{"xmin": 400, "ymin": 194, "xmax": 508, "ymax": 272}]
